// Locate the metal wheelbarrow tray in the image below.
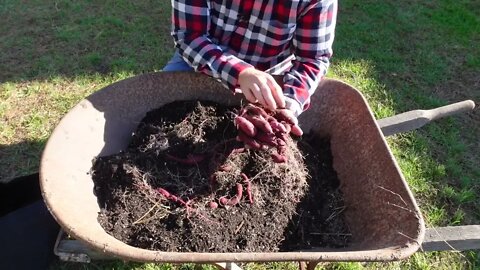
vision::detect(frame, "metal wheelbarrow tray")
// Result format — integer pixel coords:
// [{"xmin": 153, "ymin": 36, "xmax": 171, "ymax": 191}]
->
[{"xmin": 40, "ymin": 72, "xmax": 425, "ymax": 263}]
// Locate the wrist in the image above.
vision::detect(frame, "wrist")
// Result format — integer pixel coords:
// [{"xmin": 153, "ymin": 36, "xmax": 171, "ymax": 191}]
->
[
  {"xmin": 284, "ymin": 97, "xmax": 302, "ymax": 117},
  {"xmin": 231, "ymin": 63, "xmax": 254, "ymax": 92},
  {"xmin": 238, "ymin": 67, "xmax": 256, "ymax": 79}
]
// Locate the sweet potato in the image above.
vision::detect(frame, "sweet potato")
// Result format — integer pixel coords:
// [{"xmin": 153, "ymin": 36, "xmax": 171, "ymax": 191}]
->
[
  {"xmin": 277, "ymin": 145, "xmax": 287, "ymax": 155},
  {"xmin": 271, "ymin": 152, "xmax": 287, "ymax": 163},
  {"xmin": 219, "ymin": 164, "xmax": 233, "ymax": 172},
  {"xmin": 236, "ymin": 131, "xmax": 262, "ymax": 149},
  {"xmin": 245, "ymin": 104, "xmax": 270, "ymax": 118},
  {"xmin": 157, "ymin": 188, "xmax": 187, "ymax": 205},
  {"xmin": 231, "ymin": 147, "xmax": 245, "ymax": 154},
  {"xmin": 241, "ymin": 173, "xmax": 254, "ymax": 204},
  {"xmin": 274, "ymin": 110, "xmax": 296, "ymax": 125},
  {"xmin": 209, "ymin": 201, "xmax": 218, "ymax": 209},
  {"xmin": 276, "ymin": 138, "xmax": 286, "ymax": 146},
  {"xmin": 157, "ymin": 187, "xmax": 171, "ymax": 198},
  {"xmin": 219, "ymin": 183, "xmax": 243, "ymax": 206},
  {"xmin": 229, "ymin": 183, "xmax": 243, "ymax": 205},
  {"xmin": 279, "ymin": 133, "xmax": 289, "ymax": 143},
  {"xmin": 283, "ymin": 122, "xmax": 291, "ymax": 134},
  {"xmin": 219, "ymin": 197, "xmax": 229, "ymax": 205},
  {"xmin": 244, "ymin": 114, "xmax": 273, "ymax": 134},
  {"xmin": 270, "ymin": 120, "xmax": 287, "ymax": 134},
  {"xmin": 235, "ymin": 116, "xmax": 257, "ymax": 137},
  {"xmin": 290, "ymin": 125, "xmax": 303, "ymax": 136},
  {"xmin": 255, "ymin": 132, "xmax": 277, "ymax": 147}
]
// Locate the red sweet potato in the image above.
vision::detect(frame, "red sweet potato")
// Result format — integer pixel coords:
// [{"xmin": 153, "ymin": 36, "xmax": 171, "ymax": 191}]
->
[
  {"xmin": 274, "ymin": 110, "xmax": 296, "ymax": 125},
  {"xmin": 157, "ymin": 188, "xmax": 187, "ymax": 205},
  {"xmin": 237, "ymin": 131, "xmax": 262, "ymax": 149},
  {"xmin": 219, "ymin": 197, "xmax": 229, "ymax": 205},
  {"xmin": 290, "ymin": 124, "xmax": 303, "ymax": 136},
  {"xmin": 244, "ymin": 114, "xmax": 273, "ymax": 134},
  {"xmin": 219, "ymin": 183, "xmax": 243, "ymax": 206},
  {"xmin": 283, "ymin": 122, "xmax": 291, "ymax": 134},
  {"xmin": 270, "ymin": 120, "xmax": 287, "ymax": 133},
  {"xmin": 209, "ymin": 201, "xmax": 218, "ymax": 209},
  {"xmin": 277, "ymin": 145, "xmax": 287, "ymax": 155},
  {"xmin": 276, "ymin": 138, "xmax": 286, "ymax": 146},
  {"xmin": 157, "ymin": 188, "xmax": 171, "ymax": 198},
  {"xmin": 255, "ymin": 132, "xmax": 277, "ymax": 146},
  {"xmin": 229, "ymin": 183, "xmax": 243, "ymax": 205},
  {"xmin": 271, "ymin": 152, "xmax": 287, "ymax": 163},
  {"xmin": 241, "ymin": 173, "xmax": 254, "ymax": 204},
  {"xmin": 235, "ymin": 116, "xmax": 257, "ymax": 137},
  {"xmin": 219, "ymin": 164, "xmax": 233, "ymax": 172},
  {"xmin": 245, "ymin": 104, "xmax": 270, "ymax": 118},
  {"xmin": 231, "ymin": 147, "xmax": 245, "ymax": 154}
]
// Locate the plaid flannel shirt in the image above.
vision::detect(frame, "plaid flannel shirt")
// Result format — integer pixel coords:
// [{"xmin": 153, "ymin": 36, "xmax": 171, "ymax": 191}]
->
[{"xmin": 171, "ymin": 0, "xmax": 337, "ymax": 115}]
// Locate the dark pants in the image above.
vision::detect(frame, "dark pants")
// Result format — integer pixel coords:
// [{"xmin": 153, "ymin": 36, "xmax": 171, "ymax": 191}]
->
[{"xmin": 0, "ymin": 174, "xmax": 60, "ymax": 270}]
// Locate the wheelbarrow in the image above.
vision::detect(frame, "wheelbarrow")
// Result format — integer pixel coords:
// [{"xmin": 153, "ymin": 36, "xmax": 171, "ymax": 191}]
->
[{"xmin": 39, "ymin": 72, "xmax": 477, "ymax": 268}]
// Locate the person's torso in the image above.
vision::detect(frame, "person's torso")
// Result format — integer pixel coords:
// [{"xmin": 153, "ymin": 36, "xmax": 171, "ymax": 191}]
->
[{"xmin": 208, "ymin": 0, "xmax": 312, "ymax": 69}]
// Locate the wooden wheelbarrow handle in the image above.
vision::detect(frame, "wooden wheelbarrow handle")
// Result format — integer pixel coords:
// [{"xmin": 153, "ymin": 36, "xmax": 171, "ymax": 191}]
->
[{"xmin": 377, "ymin": 100, "xmax": 476, "ymax": 136}]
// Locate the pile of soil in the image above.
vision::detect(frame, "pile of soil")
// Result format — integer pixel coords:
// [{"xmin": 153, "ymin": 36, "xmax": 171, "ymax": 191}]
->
[{"xmin": 92, "ymin": 100, "xmax": 350, "ymax": 252}]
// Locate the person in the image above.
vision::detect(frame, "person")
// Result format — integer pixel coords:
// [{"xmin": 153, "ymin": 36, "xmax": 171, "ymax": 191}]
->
[{"xmin": 164, "ymin": 0, "xmax": 338, "ymax": 135}]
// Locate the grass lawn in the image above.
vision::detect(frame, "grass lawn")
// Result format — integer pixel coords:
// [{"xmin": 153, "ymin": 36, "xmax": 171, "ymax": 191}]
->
[{"xmin": 1, "ymin": 0, "xmax": 479, "ymax": 269}]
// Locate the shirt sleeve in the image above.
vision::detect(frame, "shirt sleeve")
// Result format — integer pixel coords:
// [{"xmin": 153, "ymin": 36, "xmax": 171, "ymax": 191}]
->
[
  {"xmin": 171, "ymin": 0, "xmax": 253, "ymax": 90},
  {"xmin": 283, "ymin": 0, "xmax": 338, "ymax": 113}
]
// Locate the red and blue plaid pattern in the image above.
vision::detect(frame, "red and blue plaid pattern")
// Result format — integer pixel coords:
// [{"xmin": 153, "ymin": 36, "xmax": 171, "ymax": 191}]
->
[{"xmin": 171, "ymin": 0, "xmax": 337, "ymax": 113}]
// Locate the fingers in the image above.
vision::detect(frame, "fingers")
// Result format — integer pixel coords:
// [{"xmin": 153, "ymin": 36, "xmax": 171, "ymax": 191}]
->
[
  {"xmin": 290, "ymin": 124, "xmax": 303, "ymax": 136},
  {"xmin": 251, "ymin": 83, "xmax": 267, "ymax": 109},
  {"xmin": 267, "ymin": 78, "xmax": 285, "ymax": 109},
  {"xmin": 238, "ymin": 70, "xmax": 304, "ymax": 138},
  {"xmin": 242, "ymin": 82, "xmax": 275, "ymax": 111},
  {"xmin": 275, "ymin": 109, "xmax": 298, "ymax": 125},
  {"xmin": 274, "ymin": 109, "xmax": 303, "ymax": 136},
  {"xmin": 257, "ymin": 80, "xmax": 277, "ymax": 110},
  {"xmin": 238, "ymin": 68, "xmax": 284, "ymax": 110},
  {"xmin": 242, "ymin": 87, "xmax": 257, "ymax": 104}
]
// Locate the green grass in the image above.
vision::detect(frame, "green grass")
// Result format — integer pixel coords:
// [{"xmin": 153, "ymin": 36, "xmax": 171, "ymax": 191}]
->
[{"xmin": 1, "ymin": 0, "xmax": 479, "ymax": 269}]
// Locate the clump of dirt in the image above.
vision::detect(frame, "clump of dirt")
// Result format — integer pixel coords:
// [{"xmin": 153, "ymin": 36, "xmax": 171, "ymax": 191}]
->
[{"xmin": 92, "ymin": 100, "xmax": 350, "ymax": 252}]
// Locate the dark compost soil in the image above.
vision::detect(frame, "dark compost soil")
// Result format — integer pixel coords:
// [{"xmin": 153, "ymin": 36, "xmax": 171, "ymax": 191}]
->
[{"xmin": 92, "ymin": 100, "xmax": 350, "ymax": 252}]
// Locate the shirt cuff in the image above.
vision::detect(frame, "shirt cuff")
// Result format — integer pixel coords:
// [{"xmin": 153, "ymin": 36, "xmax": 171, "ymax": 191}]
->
[
  {"xmin": 217, "ymin": 56, "xmax": 253, "ymax": 91},
  {"xmin": 284, "ymin": 97, "xmax": 303, "ymax": 117}
]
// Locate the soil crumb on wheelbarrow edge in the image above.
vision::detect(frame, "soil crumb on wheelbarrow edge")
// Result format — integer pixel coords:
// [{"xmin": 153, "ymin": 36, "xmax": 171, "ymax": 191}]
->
[{"xmin": 91, "ymin": 100, "xmax": 351, "ymax": 252}]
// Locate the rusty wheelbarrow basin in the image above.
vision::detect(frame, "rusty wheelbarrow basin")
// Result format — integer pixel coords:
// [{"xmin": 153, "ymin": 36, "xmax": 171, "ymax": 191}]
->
[{"xmin": 40, "ymin": 72, "xmax": 425, "ymax": 263}]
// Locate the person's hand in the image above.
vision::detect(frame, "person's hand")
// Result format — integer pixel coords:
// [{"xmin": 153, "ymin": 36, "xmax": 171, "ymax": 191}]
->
[
  {"xmin": 238, "ymin": 67, "xmax": 286, "ymax": 111},
  {"xmin": 274, "ymin": 109, "xmax": 303, "ymax": 136}
]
